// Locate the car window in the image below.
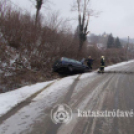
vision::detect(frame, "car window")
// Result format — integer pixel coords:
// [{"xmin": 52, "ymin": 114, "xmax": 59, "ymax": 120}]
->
[
  {"xmin": 62, "ymin": 57, "xmax": 69, "ymax": 62},
  {"xmin": 76, "ymin": 61, "xmax": 81, "ymax": 64},
  {"xmin": 62, "ymin": 57, "xmax": 81, "ymax": 64},
  {"xmin": 70, "ymin": 59, "xmax": 81, "ymax": 64},
  {"xmin": 70, "ymin": 59, "xmax": 75, "ymax": 63}
]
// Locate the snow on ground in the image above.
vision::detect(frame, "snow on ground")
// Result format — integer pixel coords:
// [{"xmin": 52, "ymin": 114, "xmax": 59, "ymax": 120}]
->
[
  {"xmin": 79, "ymin": 60, "xmax": 134, "ymax": 80},
  {"xmin": 105, "ymin": 60, "xmax": 134, "ymax": 70},
  {"xmin": 80, "ymin": 72, "xmax": 96, "ymax": 79},
  {"xmin": 0, "ymin": 81, "xmax": 54, "ymax": 117},
  {"xmin": 33, "ymin": 75, "xmax": 78, "ymax": 106},
  {"xmin": 0, "ymin": 75, "xmax": 79, "ymax": 134},
  {"xmin": 0, "ymin": 75, "xmax": 78, "ymax": 118},
  {"xmin": 0, "ymin": 60, "xmax": 134, "ymax": 118}
]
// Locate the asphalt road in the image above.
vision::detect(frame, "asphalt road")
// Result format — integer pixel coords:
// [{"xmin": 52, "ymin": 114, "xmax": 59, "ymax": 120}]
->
[{"xmin": 0, "ymin": 62, "xmax": 134, "ymax": 134}]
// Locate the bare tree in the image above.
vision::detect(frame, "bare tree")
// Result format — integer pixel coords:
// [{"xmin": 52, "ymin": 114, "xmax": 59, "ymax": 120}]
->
[
  {"xmin": 30, "ymin": 0, "xmax": 48, "ymax": 25},
  {"xmin": 72, "ymin": 0, "xmax": 93, "ymax": 51},
  {"xmin": 35, "ymin": 0, "xmax": 43, "ymax": 25}
]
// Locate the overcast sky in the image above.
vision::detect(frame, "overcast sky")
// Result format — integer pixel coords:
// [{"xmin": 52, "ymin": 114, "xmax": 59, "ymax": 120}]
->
[{"xmin": 11, "ymin": 0, "xmax": 134, "ymax": 38}]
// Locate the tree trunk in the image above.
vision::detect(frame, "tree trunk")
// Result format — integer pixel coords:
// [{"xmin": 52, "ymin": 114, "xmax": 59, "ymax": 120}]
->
[
  {"xmin": 79, "ymin": 39, "xmax": 84, "ymax": 51},
  {"xmin": 77, "ymin": 38, "xmax": 84, "ymax": 58},
  {"xmin": 35, "ymin": 9, "xmax": 39, "ymax": 26}
]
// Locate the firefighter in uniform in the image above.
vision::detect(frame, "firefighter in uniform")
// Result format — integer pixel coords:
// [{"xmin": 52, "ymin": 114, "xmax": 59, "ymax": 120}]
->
[{"xmin": 99, "ymin": 56, "xmax": 105, "ymax": 73}]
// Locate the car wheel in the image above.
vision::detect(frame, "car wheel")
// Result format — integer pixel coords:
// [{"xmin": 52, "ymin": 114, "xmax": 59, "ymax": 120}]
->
[{"xmin": 68, "ymin": 66, "xmax": 73, "ymax": 72}]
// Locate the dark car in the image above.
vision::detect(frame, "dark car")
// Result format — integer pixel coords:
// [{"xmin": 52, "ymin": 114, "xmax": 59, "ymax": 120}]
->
[{"xmin": 52, "ymin": 57, "xmax": 89, "ymax": 73}]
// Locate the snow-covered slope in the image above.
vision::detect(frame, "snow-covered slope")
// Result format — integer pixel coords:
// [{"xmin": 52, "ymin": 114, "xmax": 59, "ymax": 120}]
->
[
  {"xmin": 0, "ymin": 81, "xmax": 54, "ymax": 117},
  {"xmin": 0, "ymin": 60, "xmax": 134, "ymax": 118}
]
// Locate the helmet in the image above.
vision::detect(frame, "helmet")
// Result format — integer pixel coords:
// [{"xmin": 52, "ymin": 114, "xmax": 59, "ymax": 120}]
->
[
  {"xmin": 88, "ymin": 56, "xmax": 91, "ymax": 58},
  {"xmin": 101, "ymin": 56, "xmax": 104, "ymax": 58}
]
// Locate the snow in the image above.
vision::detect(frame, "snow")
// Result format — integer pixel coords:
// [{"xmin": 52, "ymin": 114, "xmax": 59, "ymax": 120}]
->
[
  {"xmin": 80, "ymin": 60, "xmax": 134, "ymax": 79},
  {"xmin": 0, "ymin": 74, "xmax": 78, "ymax": 119},
  {"xmin": 0, "ymin": 81, "xmax": 54, "ymax": 117},
  {"xmin": 80, "ymin": 72, "xmax": 97, "ymax": 79},
  {"xmin": 0, "ymin": 60, "xmax": 134, "ymax": 119},
  {"xmin": 33, "ymin": 75, "xmax": 78, "ymax": 104},
  {"xmin": 0, "ymin": 60, "xmax": 134, "ymax": 134},
  {"xmin": 0, "ymin": 75, "xmax": 78, "ymax": 134},
  {"xmin": 105, "ymin": 60, "xmax": 134, "ymax": 70}
]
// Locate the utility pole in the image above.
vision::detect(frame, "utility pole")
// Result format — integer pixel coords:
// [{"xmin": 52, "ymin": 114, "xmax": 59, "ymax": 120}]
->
[{"xmin": 127, "ymin": 36, "xmax": 129, "ymax": 61}]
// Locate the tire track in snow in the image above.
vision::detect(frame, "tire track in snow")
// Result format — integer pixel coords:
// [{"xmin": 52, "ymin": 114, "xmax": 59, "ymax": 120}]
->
[
  {"xmin": 63, "ymin": 75, "xmax": 81, "ymax": 104},
  {"xmin": 57, "ymin": 74, "xmax": 115, "ymax": 134},
  {"xmin": 70, "ymin": 74, "xmax": 115, "ymax": 134},
  {"xmin": 44, "ymin": 75, "xmax": 81, "ymax": 134}
]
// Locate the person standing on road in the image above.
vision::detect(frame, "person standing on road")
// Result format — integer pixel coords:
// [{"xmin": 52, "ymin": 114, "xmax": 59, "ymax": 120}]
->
[
  {"xmin": 99, "ymin": 56, "xmax": 105, "ymax": 73},
  {"xmin": 86, "ymin": 56, "xmax": 94, "ymax": 71}
]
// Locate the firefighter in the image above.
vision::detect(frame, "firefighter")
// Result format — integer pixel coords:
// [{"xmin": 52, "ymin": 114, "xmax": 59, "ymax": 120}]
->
[
  {"xmin": 99, "ymin": 56, "xmax": 105, "ymax": 73},
  {"xmin": 86, "ymin": 56, "xmax": 94, "ymax": 71}
]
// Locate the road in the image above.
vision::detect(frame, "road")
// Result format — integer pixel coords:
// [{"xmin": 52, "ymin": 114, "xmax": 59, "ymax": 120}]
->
[{"xmin": 0, "ymin": 61, "xmax": 134, "ymax": 134}]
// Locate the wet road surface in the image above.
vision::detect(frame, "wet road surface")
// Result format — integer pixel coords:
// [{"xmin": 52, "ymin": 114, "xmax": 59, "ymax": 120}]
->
[{"xmin": 0, "ymin": 62, "xmax": 134, "ymax": 134}]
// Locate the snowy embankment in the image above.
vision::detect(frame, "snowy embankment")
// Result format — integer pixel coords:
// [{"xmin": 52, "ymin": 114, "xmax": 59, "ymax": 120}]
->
[
  {"xmin": 105, "ymin": 60, "xmax": 134, "ymax": 70},
  {"xmin": 0, "ymin": 81, "xmax": 54, "ymax": 117},
  {"xmin": 0, "ymin": 60, "xmax": 134, "ymax": 118},
  {"xmin": 0, "ymin": 75, "xmax": 78, "ymax": 118}
]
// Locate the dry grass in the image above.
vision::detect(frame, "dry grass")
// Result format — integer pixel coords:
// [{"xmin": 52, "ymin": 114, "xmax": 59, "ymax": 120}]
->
[{"xmin": 0, "ymin": 0, "xmax": 133, "ymax": 92}]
